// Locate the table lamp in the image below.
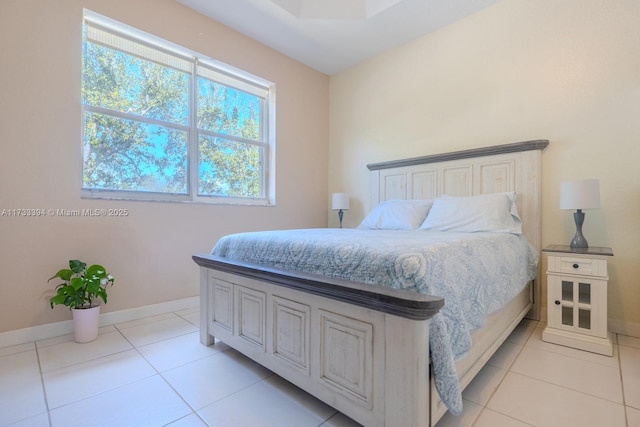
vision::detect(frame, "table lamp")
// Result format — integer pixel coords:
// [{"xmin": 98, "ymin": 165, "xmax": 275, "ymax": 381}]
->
[
  {"xmin": 331, "ymin": 193, "xmax": 349, "ymax": 228},
  {"xmin": 559, "ymin": 179, "xmax": 600, "ymax": 249}
]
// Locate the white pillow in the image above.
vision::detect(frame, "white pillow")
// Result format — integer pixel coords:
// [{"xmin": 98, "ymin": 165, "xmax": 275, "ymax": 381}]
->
[
  {"xmin": 358, "ymin": 199, "xmax": 433, "ymax": 230},
  {"xmin": 419, "ymin": 192, "xmax": 522, "ymax": 234}
]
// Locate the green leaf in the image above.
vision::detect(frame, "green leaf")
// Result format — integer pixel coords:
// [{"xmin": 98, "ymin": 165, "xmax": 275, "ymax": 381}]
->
[
  {"xmin": 49, "ymin": 295, "xmax": 66, "ymax": 308},
  {"xmin": 69, "ymin": 259, "xmax": 86, "ymax": 274},
  {"xmin": 85, "ymin": 264, "xmax": 107, "ymax": 278},
  {"xmin": 56, "ymin": 286, "xmax": 70, "ymax": 295},
  {"xmin": 48, "ymin": 269, "xmax": 73, "ymax": 282},
  {"xmin": 96, "ymin": 287, "xmax": 108, "ymax": 304},
  {"xmin": 70, "ymin": 277, "xmax": 85, "ymax": 291},
  {"xmin": 86, "ymin": 280, "xmax": 100, "ymax": 294}
]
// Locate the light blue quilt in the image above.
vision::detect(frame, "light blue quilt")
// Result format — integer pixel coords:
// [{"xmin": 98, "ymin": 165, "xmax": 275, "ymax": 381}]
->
[{"xmin": 212, "ymin": 228, "xmax": 539, "ymax": 414}]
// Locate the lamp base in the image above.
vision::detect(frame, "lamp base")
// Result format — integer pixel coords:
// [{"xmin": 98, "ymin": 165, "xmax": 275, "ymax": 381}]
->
[{"xmin": 570, "ymin": 210, "xmax": 589, "ymax": 249}]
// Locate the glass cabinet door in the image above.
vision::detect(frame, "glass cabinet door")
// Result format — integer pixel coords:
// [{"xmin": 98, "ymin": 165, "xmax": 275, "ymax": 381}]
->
[{"xmin": 556, "ymin": 278, "xmax": 593, "ymax": 332}]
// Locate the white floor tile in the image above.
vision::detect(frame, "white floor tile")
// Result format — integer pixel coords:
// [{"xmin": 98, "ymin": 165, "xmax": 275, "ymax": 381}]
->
[
  {"xmin": 505, "ymin": 319, "xmax": 536, "ymax": 346},
  {"xmin": 198, "ymin": 375, "xmax": 336, "ymax": 427},
  {"xmin": 487, "ymin": 341, "xmax": 523, "ymax": 370},
  {"xmin": 176, "ymin": 307, "xmax": 200, "ymax": 327},
  {"xmin": 137, "ymin": 331, "xmax": 229, "ymax": 372},
  {"xmin": 115, "ymin": 312, "xmax": 177, "ymax": 329},
  {"xmin": 162, "ymin": 349, "xmax": 273, "ymax": 410},
  {"xmin": 627, "ymin": 405, "xmax": 640, "ymax": 426},
  {"xmin": 43, "ymin": 348, "xmax": 156, "ymax": 408},
  {"xmin": 320, "ymin": 412, "xmax": 363, "ymax": 427},
  {"xmin": 37, "ymin": 329, "xmax": 132, "ymax": 372},
  {"xmin": 434, "ymin": 399, "xmax": 482, "ymax": 427},
  {"xmin": 4, "ymin": 412, "xmax": 50, "ymax": 427},
  {"xmin": 0, "ymin": 350, "xmax": 47, "ymax": 426},
  {"xmin": 462, "ymin": 364, "xmax": 507, "ymax": 406},
  {"xmin": 487, "ymin": 372, "xmax": 626, "ymax": 426},
  {"xmin": 620, "ymin": 344, "xmax": 640, "ymax": 409},
  {"xmin": 116, "ymin": 315, "xmax": 198, "ymax": 347},
  {"xmin": 510, "ymin": 345, "xmax": 623, "ymax": 403},
  {"xmin": 165, "ymin": 413, "xmax": 208, "ymax": 427},
  {"xmin": 473, "ymin": 408, "xmax": 532, "ymax": 427},
  {"xmin": 49, "ymin": 375, "xmax": 191, "ymax": 427}
]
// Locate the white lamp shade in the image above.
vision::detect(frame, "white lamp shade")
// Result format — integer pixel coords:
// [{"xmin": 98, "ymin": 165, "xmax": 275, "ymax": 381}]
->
[
  {"xmin": 559, "ymin": 179, "xmax": 601, "ymax": 210},
  {"xmin": 331, "ymin": 193, "xmax": 350, "ymax": 210}
]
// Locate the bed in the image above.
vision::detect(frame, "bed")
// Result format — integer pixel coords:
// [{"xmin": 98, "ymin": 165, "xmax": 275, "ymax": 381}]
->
[{"xmin": 193, "ymin": 139, "xmax": 548, "ymax": 426}]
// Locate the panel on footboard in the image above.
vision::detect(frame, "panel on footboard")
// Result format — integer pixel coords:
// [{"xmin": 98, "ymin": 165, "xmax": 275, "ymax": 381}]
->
[
  {"xmin": 318, "ymin": 309, "xmax": 373, "ymax": 408},
  {"xmin": 236, "ymin": 286, "xmax": 266, "ymax": 350},
  {"xmin": 212, "ymin": 279, "xmax": 233, "ymax": 332},
  {"xmin": 273, "ymin": 296, "xmax": 310, "ymax": 374}
]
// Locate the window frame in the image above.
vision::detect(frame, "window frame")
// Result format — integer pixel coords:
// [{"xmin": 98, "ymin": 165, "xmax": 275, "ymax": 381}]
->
[{"xmin": 81, "ymin": 10, "xmax": 276, "ymax": 206}]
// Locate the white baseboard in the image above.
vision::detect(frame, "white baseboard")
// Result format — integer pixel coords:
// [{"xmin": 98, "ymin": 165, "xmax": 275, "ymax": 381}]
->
[
  {"xmin": 609, "ymin": 318, "xmax": 640, "ymax": 339},
  {"xmin": 0, "ymin": 296, "xmax": 199, "ymax": 348}
]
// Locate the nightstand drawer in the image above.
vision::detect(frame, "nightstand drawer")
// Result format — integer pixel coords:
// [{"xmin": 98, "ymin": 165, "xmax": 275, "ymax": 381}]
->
[{"xmin": 547, "ymin": 255, "xmax": 608, "ymax": 278}]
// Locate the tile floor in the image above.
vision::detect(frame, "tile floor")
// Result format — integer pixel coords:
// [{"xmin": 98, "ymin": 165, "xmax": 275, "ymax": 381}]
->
[{"xmin": 1, "ymin": 305, "xmax": 638, "ymax": 427}]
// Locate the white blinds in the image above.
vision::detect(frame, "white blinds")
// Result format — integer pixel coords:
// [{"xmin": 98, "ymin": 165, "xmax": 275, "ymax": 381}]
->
[
  {"xmin": 84, "ymin": 11, "xmax": 271, "ymax": 99},
  {"xmin": 198, "ymin": 62, "xmax": 269, "ymax": 99},
  {"xmin": 84, "ymin": 20, "xmax": 192, "ymax": 74}
]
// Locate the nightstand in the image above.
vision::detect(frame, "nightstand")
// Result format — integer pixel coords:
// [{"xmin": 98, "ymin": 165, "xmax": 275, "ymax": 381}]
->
[{"xmin": 542, "ymin": 244, "xmax": 614, "ymax": 356}]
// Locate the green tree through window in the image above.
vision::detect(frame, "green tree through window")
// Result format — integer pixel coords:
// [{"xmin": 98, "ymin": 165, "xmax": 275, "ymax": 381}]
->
[{"xmin": 81, "ymin": 11, "xmax": 273, "ymax": 203}]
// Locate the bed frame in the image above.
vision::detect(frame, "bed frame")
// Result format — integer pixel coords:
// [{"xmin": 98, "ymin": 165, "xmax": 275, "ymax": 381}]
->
[{"xmin": 193, "ymin": 139, "xmax": 548, "ymax": 426}]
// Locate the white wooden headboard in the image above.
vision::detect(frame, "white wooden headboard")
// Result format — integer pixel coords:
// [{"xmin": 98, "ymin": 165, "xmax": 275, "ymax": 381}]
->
[{"xmin": 367, "ymin": 140, "xmax": 549, "ymax": 319}]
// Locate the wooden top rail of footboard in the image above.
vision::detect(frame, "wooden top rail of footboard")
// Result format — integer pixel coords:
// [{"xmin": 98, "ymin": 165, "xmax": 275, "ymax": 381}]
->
[{"xmin": 193, "ymin": 254, "xmax": 444, "ymax": 321}]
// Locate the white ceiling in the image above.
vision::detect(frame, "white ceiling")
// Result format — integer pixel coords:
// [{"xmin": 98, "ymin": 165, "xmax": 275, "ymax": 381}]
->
[{"xmin": 177, "ymin": 0, "xmax": 502, "ymax": 75}]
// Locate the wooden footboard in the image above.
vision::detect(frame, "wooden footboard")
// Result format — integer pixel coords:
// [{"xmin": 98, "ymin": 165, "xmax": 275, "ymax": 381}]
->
[{"xmin": 193, "ymin": 254, "xmax": 444, "ymax": 427}]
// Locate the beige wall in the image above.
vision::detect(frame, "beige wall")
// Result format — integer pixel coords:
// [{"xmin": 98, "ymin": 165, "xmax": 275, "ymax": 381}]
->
[
  {"xmin": 0, "ymin": 0, "xmax": 329, "ymax": 333},
  {"xmin": 329, "ymin": 0, "xmax": 640, "ymax": 334}
]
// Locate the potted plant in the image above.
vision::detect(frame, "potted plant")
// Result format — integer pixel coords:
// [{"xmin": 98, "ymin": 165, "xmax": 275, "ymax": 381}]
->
[{"xmin": 49, "ymin": 259, "xmax": 115, "ymax": 343}]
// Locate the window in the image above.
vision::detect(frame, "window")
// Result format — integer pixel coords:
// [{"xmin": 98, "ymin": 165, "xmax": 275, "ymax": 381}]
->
[{"xmin": 81, "ymin": 11, "xmax": 275, "ymax": 205}]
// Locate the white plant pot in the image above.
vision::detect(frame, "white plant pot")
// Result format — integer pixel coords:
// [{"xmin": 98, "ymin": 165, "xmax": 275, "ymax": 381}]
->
[{"xmin": 71, "ymin": 305, "xmax": 101, "ymax": 343}]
